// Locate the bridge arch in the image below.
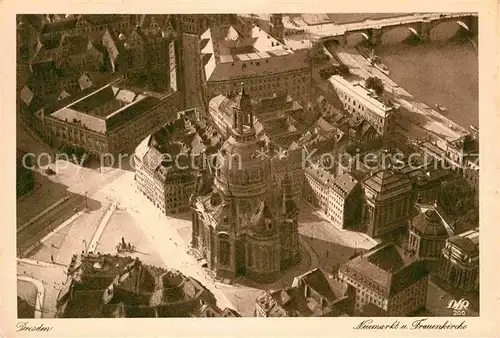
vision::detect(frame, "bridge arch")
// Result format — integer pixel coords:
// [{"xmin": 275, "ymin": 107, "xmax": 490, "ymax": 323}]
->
[
  {"xmin": 380, "ymin": 25, "xmax": 420, "ymax": 45},
  {"xmin": 344, "ymin": 31, "xmax": 369, "ymax": 47},
  {"xmin": 429, "ymin": 19, "xmax": 466, "ymax": 41}
]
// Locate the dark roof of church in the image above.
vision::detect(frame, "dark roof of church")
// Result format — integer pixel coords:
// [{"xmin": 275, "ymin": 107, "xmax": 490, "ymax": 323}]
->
[{"xmin": 411, "ymin": 209, "xmax": 448, "ymax": 238}]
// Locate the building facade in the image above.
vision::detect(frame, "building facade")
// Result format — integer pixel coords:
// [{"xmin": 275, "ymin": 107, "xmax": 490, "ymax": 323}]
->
[
  {"xmin": 303, "ymin": 165, "xmax": 362, "ymax": 230},
  {"xmin": 190, "ymin": 85, "xmax": 300, "ymax": 283},
  {"xmin": 328, "ymin": 173, "xmax": 362, "ymax": 230},
  {"xmin": 339, "ymin": 243, "xmax": 429, "ymax": 316},
  {"xmin": 200, "ymin": 24, "xmax": 311, "ymax": 104},
  {"xmin": 134, "ymin": 109, "xmax": 224, "ymax": 215},
  {"xmin": 437, "ymin": 228, "xmax": 479, "ymax": 293},
  {"xmin": 330, "ymin": 75, "xmax": 394, "ymax": 138},
  {"xmin": 303, "ymin": 164, "xmax": 334, "ymax": 213},
  {"xmin": 362, "ymin": 169, "xmax": 414, "ymax": 238},
  {"xmin": 408, "ymin": 208, "xmax": 449, "ymax": 262}
]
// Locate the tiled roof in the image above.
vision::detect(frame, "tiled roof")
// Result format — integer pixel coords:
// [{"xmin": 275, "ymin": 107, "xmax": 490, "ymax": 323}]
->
[
  {"xmin": 60, "ymin": 34, "xmax": 91, "ymax": 55},
  {"xmin": 340, "ymin": 243, "xmax": 428, "ymax": 297},
  {"xmin": 40, "ymin": 18, "xmax": 77, "ymax": 34},
  {"xmin": 49, "ymin": 82, "xmax": 162, "ymax": 134},
  {"xmin": 30, "ymin": 60, "xmax": 58, "ymax": 75},
  {"xmin": 80, "ymin": 14, "xmax": 126, "ymax": 27},
  {"xmin": 295, "ymin": 268, "xmax": 346, "ymax": 301},
  {"xmin": 259, "ymin": 268, "xmax": 348, "ymax": 317},
  {"xmin": 201, "ymin": 24, "xmax": 308, "ymax": 82},
  {"xmin": 305, "ymin": 165, "xmax": 335, "ymax": 186},
  {"xmin": 363, "ymin": 169, "xmax": 412, "ymax": 200},
  {"xmin": 333, "ymin": 173, "xmax": 359, "ymax": 196}
]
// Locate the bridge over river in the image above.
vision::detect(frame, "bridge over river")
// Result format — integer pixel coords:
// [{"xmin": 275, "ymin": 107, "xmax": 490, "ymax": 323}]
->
[{"xmin": 290, "ymin": 13, "xmax": 478, "ymax": 47}]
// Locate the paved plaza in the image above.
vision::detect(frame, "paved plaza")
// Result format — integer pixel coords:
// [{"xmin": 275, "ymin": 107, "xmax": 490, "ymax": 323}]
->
[{"xmin": 16, "ymin": 158, "xmax": 475, "ymax": 317}]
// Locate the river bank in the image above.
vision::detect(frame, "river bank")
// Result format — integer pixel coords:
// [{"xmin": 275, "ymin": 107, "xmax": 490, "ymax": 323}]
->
[{"xmin": 374, "ymin": 38, "xmax": 478, "ymax": 129}]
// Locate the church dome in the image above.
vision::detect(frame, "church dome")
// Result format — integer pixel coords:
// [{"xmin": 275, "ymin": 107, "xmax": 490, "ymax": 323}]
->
[
  {"xmin": 213, "ymin": 84, "xmax": 271, "ymax": 198},
  {"xmin": 214, "ymin": 134, "xmax": 271, "ymax": 198},
  {"xmin": 411, "ymin": 209, "xmax": 448, "ymax": 238}
]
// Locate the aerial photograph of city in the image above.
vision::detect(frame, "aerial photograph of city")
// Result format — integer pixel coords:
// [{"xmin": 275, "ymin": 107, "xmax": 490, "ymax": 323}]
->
[{"xmin": 15, "ymin": 13, "xmax": 479, "ymax": 318}]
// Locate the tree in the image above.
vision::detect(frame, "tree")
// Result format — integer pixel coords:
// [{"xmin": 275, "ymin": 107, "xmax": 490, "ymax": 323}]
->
[
  {"xmin": 306, "ymin": 43, "xmax": 328, "ymax": 65},
  {"xmin": 438, "ymin": 178, "xmax": 474, "ymax": 217},
  {"xmin": 365, "ymin": 76, "xmax": 384, "ymax": 95},
  {"xmin": 337, "ymin": 64, "xmax": 350, "ymax": 76}
]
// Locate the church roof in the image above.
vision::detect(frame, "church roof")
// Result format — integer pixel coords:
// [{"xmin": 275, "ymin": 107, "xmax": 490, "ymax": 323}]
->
[
  {"xmin": 447, "ymin": 228, "xmax": 479, "ymax": 256},
  {"xmin": 411, "ymin": 209, "xmax": 448, "ymax": 238}
]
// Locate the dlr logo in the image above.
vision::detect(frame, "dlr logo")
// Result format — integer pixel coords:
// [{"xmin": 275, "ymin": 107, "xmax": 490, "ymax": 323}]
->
[{"xmin": 447, "ymin": 298, "xmax": 469, "ymax": 315}]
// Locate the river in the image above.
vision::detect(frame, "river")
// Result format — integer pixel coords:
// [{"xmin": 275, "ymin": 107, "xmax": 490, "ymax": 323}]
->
[{"xmin": 374, "ymin": 39, "xmax": 478, "ymax": 128}]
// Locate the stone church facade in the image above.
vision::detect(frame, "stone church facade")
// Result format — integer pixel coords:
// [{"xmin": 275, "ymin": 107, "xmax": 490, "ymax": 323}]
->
[{"xmin": 190, "ymin": 85, "xmax": 300, "ymax": 283}]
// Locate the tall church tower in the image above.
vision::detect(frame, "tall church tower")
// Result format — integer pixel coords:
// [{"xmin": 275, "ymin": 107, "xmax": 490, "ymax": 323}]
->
[{"xmin": 269, "ymin": 14, "xmax": 284, "ymax": 44}]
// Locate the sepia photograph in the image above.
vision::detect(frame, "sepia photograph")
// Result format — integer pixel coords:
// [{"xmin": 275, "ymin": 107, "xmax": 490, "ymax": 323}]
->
[
  {"xmin": 13, "ymin": 11, "xmax": 482, "ymax": 319},
  {"xmin": 2, "ymin": 1, "xmax": 498, "ymax": 336}
]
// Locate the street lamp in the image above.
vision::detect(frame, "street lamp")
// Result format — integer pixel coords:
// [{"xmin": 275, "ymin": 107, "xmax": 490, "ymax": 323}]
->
[
  {"xmin": 82, "ymin": 239, "xmax": 87, "ymax": 254},
  {"xmin": 84, "ymin": 191, "xmax": 88, "ymax": 209}
]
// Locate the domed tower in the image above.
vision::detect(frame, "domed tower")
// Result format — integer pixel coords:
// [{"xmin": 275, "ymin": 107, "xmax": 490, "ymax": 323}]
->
[
  {"xmin": 191, "ymin": 85, "xmax": 299, "ymax": 283},
  {"xmin": 214, "ymin": 83, "xmax": 272, "ymax": 199},
  {"xmin": 408, "ymin": 208, "xmax": 449, "ymax": 263}
]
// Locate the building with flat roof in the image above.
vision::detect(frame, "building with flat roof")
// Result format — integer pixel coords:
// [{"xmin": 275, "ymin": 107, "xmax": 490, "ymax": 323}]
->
[
  {"xmin": 254, "ymin": 268, "xmax": 352, "ymax": 317},
  {"xmin": 200, "ymin": 24, "xmax": 311, "ymax": 103},
  {"xmin": 339, "ymin": 242, "xmax": 429, "ymax": 316},
  {"xmin": 437, "ymin": 228, "xmax": 479, "ymax": 293},
  {"xmin": 40, "ymin": 79, "xmax": 183, "ymax": 159},
  {"xmin": 329, "ymin": 75, "xmax": 394, "ymax": 137}
]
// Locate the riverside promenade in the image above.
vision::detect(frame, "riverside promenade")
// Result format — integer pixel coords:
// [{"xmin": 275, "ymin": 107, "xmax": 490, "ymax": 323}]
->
[{"xmin": 332, "ymin": 47, "xmax": 469, "ymax": 142}]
